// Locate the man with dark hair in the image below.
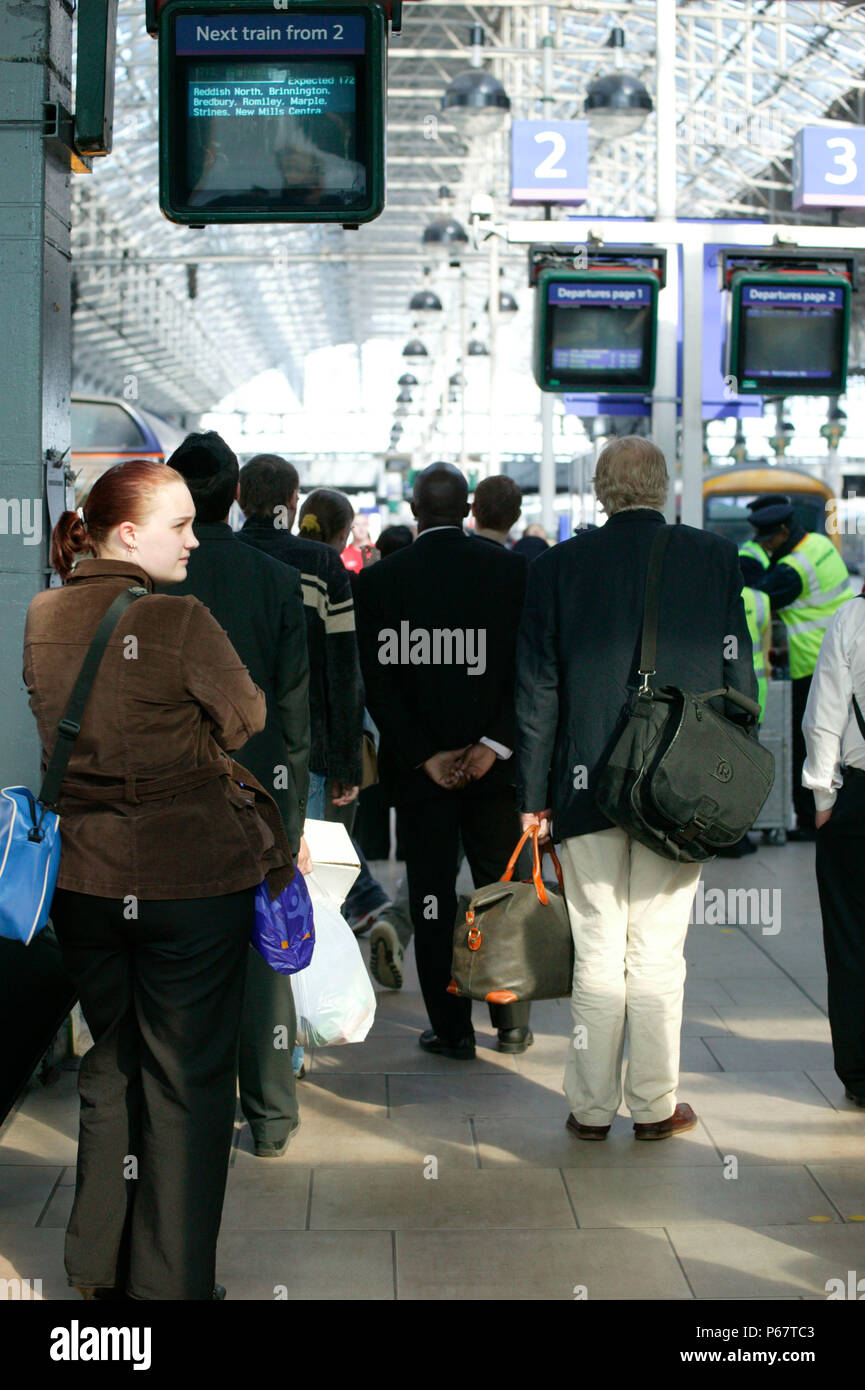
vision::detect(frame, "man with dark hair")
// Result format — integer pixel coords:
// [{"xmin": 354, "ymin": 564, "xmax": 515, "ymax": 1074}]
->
[
  {"xmin": 354, "ymin": 462, "xmax": 532, "ymax": 1058},
  {"xmin": 471, "ymin": 476, "xmax": 522, "ymax": 547},
  {"xmin": 165, "ymin": 432, "xmax": 311, "ymax": 1159},
  {"xmin": 237, "ymin": 454, "xmax": 363, "ymax": 815}
]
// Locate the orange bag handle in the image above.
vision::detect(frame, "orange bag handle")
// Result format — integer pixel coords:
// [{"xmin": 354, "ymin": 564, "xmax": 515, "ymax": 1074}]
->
[{"xmin": 500, "ymin": 824, "xmax": 563, "ymax": 906}]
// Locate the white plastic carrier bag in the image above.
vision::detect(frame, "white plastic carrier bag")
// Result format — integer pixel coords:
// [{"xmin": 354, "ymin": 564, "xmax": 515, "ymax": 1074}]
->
[{"xmin": 290, "ymin": 871, "xmax": 376, "ymax": 1046}]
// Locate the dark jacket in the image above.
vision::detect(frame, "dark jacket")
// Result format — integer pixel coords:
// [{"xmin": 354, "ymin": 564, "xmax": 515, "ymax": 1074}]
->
[
  {"xmin": 237, "ymin": 517, "xmax": 363, "ymax": 784},
  {"xmin": 354, "ymin": 527, "xmax": 527, "ymax": 806},
  {"xmin": 516, "ymin": 509, "xmax": 757, "ymax": 840},
  {"xmin": 23, "ymin": 559, "xmax": 294, "ymax": 899},
  {"xmin": 163, "ymin": 522, "xmax": 310, "ymax": 853}
]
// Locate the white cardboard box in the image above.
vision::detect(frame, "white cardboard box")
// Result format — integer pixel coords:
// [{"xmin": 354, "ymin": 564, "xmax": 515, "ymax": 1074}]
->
[{"xmin": 302, "ymin": 818, "xmax": 361, "ymax": 902}]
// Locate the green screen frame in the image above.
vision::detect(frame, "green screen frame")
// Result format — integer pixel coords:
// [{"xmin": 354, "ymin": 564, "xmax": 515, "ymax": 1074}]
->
[
  {"xmin": 158, "ymin": 0, "xmax": 386, "ymax": 225},
  {"xmin": 726, "ymin": 269, "xmax": 850, "ymax": 397},
  {"xmin": 533, "ymin": 267, "xmax": 660, "ymax": 395}
]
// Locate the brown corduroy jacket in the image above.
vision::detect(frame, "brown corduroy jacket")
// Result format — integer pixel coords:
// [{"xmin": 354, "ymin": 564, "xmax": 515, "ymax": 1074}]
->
[{"xmin": 23, "ymin": 558, "xmax": 294, "ymax": 901}]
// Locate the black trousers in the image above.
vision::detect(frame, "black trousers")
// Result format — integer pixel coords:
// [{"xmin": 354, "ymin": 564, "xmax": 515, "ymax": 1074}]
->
[
  {"xmin": 51, "ymin": 887, "xmax": 253, "ymax": 1300},
  {"xmin": 815, "ymin": 769, "xmax": 865, "ymax": 1099},
  {"xmin": 792, "ymin": 674, "xmax": 816, "ymax": 830},
  {"xmin": 238, "ymin": 944, "xmax": 298, "ymax": 1145},
  {"xmin": 397, "ymin": 787, "xmax": 531, "ymax": 1040}
]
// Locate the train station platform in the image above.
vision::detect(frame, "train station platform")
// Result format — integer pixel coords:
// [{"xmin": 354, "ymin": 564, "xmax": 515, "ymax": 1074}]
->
[{"xmin": 1, "ymin": 843, "xmax": 864, "ymax": 1302}]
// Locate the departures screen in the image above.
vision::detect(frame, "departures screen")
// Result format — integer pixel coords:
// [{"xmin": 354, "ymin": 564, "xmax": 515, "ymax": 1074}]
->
[
  {"xmin": 739, "ymin": 283, "xmax": 846, "ymax": 391},
  {"xmin": 172, "ymin": 13, "xmax": 368, "ymax": 213},
  {"xmin": 544, "ymin": 280, "xmax": 655, "ymax": 390}
]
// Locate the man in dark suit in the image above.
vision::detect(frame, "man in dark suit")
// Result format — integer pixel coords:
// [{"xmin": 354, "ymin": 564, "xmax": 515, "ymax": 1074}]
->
[
  {"xmin": 164, "ymin": 432, "xmax": 311, "ymax": 1158},
  {"xmin": 354, "ymin": 463, "xmax": 532, "ymax": 1058},
  {"xmin": 516, "ymin": 436, "xmax": 757, "ymax": 1142}
]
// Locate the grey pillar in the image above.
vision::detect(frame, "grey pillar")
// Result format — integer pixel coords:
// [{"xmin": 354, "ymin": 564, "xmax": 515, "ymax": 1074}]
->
[{"xmin": 0, "ymin": 0, "xmax": 74, "ymax": 788}]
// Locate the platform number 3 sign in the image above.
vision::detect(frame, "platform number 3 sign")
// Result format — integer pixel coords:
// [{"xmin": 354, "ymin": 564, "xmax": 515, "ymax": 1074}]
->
[
  {"xmin": 793, "ymin": 126, "xmax": 865, "ymax": 210},
  {"xmin": 510, "ymin": 120, "xmax": 589, "ymax": 206}
]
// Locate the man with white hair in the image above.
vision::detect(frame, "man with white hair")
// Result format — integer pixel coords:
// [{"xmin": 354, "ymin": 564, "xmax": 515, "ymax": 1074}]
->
[{"xmin": 515, "ymin": 436, "xmax": 756, "ymax": 1142}]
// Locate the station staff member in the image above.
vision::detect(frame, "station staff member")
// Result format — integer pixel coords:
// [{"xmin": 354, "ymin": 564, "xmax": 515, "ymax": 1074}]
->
[
  {"xmin": 743, "ymin": 586, "xmax": 771, "ymax": 723},
  {"xmin": 746, "ymin": 493, "xmax": 856, "ymax": 837},
  {"xmin": 802, "ymin": 595, "xmax": 865, "ymax": 1109}
]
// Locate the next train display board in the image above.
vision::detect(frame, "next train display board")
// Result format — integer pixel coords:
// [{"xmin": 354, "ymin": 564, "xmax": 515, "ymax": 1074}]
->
[
  {"xmin": 533, "ymin": 269, "xmax": 659, "ymax": 394},
  {"xmin": 158, "ymin": 1, "xmax": 386, "ymax": 224},
  {"xmin": 725, "ymin": 271, "xmax": 850, "ymax": 396}
]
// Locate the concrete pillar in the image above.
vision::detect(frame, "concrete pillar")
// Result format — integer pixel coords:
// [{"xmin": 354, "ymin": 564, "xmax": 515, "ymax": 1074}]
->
[{"xmin": 0, "ymin": 0, "xmax": 74, "ymax": 788}]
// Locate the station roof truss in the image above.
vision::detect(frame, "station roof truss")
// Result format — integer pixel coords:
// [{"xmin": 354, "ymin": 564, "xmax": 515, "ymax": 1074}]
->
[{"xmin": 71, "ymin": 0, "xmax": 865, "ymax": 422}]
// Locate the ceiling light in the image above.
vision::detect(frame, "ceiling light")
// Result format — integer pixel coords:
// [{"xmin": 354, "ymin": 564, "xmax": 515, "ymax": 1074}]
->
[{"xmin": 585, "ymin": 27, "xmax": 653, "ymax": 139}]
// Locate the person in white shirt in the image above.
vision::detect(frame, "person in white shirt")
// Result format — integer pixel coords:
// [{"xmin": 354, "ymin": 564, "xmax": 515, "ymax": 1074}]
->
[{"xmin": 802, "ymin": 594, "xmax": 865, "ymax": 1108}]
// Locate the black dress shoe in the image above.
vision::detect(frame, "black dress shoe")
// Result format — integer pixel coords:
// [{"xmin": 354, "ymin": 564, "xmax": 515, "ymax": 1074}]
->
[
  {"xmin": 418, "ymin": 1028, "xmax": 476, "ymax": 1060},
  {"xmin": 254, "ymin": 1119, "xmax": 300, "ymax": 1158},
  {"xmin": 496, "ymin": 1027, "xmax": 534, "ymax": 1054}
]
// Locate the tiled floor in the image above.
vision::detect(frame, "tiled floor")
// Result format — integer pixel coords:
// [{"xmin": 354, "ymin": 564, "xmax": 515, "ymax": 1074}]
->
[{"xmin": 2, "ymin": 842, "xmax": 865, "ymax": 1300}]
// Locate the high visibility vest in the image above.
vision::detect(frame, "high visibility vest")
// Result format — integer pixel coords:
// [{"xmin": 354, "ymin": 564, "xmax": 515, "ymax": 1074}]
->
[
  {"xmin": 777, "ymin": 532, "xmax": 857, "ymax": 679},
  {"xmin": 739, "ymin": 539, "xmax": 770, "ymax": 572},
  {"xmin": 743, "ymin": 586, "xmax": 769, "ymax": 722}
]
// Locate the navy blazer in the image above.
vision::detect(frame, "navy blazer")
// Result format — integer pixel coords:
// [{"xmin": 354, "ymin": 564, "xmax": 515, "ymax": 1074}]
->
[{"xmin": 515, "ymin": 508, "xmax": 757, "ymax": 840}]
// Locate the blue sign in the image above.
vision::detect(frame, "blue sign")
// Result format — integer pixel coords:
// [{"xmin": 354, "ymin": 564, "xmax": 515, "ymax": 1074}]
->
[
  {"xmin": 510, "ymin": 120, "xmax": 588, "ymax": 205},
  {"xmin": 176, "ymin": 13, "xmax": 365, "ymax": 56},
  {"xmin": 741, "ymin": 283, "xmax": 846, "ymax": 308},
  {"xmin": 548, "ymin": 280, "xmax": 653, "ymax": 307},
  {"xmin": 793, "ymin": 126, "xmax": 865, "ymax": 209}
]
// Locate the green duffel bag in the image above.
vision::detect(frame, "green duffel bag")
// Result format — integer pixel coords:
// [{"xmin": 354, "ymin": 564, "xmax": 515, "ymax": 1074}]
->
[
  {"xmin": 448, "ymin": 826, "xmax": 574, "ymax": 1004},
  {"xmin": 596, "ymin": 526, "xmax": 775, "ymax": 863}
]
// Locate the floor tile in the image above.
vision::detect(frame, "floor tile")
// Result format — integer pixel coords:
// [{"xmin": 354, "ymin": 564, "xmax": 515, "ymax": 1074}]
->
[
  {"xmin": 388, "ymin": 1073, "xmax": 565, "ymax": 1120},
  {"xmin": 674, "ymin": 1070, "xmax": 865, "ymax": 1163},
  {"xmin": 667, "ymin": 1221, "xmax": 865, "ymax": 1299},
  {"xmin": 0, "ymin": 1070, "xmax": 80, "ymax": 1166},
  {"xmin": 0, "ymin": 1230, "xmax": 78, "ymax": 1299},
  {"xmin": 216, "ymin": 1231, "xmax": 394, "ymax": 1300},
  {"xmin": 701, "ymin": 1037, "xmax": 834, "ymax": 1072},
  {"xmin": 806, "ymin": 1164, "xmax": 865, "ymax": 1221},
  {"xmin": 221, "ymin": 1166, "xmax": 310, "ymax": 1230},
  {"xmin": 308, "ymin": 1035, "xmax": 517, "ymax": 1075},
  {"xmin": 711, "ymin": 1004, "xmax": 830, "ymax": 1042},
  {"xmin": 563, "ymin": 1164, "xmax": 833, "ymax": 1228},
  {"xmin": 396, "ymin": 1228, "xmax": 692, "ymax": 1300},
  {"xmin": 233, "ymin": 1113, "xmax": 478, "ymax": 1170},
  {"xmin": 310, "ymin": 1168, "xmax": 576, "ymax": 1230},
  {"xmin": 0, "ymin": 1167, "xmax": 64, "ymax": 1228}
]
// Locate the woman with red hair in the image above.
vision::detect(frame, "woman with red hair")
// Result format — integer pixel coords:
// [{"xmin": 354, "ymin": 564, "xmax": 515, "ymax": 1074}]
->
[{"xmin": 25, "ymin": 459, "xmax": 293, "ymax": 1300}]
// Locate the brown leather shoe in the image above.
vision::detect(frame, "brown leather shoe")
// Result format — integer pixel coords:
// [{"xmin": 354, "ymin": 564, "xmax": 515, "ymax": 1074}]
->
[
  {"xmin": 566, "ymin": 1113, "xmax": 611, "ymax": 1141},
  {"xmin": 633, "ymin": 1102, "xmax": 697, "ymax": 1141}
]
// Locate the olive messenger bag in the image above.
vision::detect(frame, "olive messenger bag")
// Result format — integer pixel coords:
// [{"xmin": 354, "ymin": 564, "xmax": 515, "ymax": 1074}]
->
[
  {"xmin": 449, "ymin": 824, "xmax": 574, "ymax": 1004},
  {"xmin": 595, "ymin": 525, "xmax": 775, "ymax": 862}
]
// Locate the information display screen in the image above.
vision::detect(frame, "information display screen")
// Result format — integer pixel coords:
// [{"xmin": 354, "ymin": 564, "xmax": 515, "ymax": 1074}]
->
[
  {"xmin": 727, "ymin": 274, "xmax": 850, "ymax": 396},
  {"xmin": 536, "ymin": 276, "xmax": 658, "ymax": 392},
  {"xmin": 160, "ymin": 4, "xmax": 385, "ymax": 223}
]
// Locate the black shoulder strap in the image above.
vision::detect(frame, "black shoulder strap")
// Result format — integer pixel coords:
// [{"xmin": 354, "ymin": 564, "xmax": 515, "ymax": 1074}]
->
[
  {"xmin": 38, "ymin": 586, "xmax": 148, "ymax": 809},
  {"xmin": 638, "ymin": 525, "xmax": 673, "ymax": 691}
]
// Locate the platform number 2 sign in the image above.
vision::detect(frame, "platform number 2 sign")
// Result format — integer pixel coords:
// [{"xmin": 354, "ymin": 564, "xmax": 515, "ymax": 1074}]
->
[
  {"xmin": 793, "ymin": 127, "xmax": 865, "ymax": 209},
  {"xmin": 510, "ymin": 120, "xmax": 589, "ymax": 206}
]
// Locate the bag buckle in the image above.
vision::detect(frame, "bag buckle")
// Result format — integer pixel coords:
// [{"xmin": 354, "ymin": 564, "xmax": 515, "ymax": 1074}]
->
[
  {"xmin": 57, "ymin": 718, "xmax": 81, "ymax": 739},
  {"xmin": 467, "ymin": 925, "xmax": 483, "ymax": 951},
  {"xmin": 638, "ymin": 670, "xmax": 654, "ymax": 697}
]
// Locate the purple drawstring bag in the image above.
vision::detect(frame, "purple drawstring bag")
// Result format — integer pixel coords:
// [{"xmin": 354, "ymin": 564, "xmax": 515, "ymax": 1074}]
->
[{"xmin": 251, "ymin": 871, "xmax": 315, "ymax": 975}]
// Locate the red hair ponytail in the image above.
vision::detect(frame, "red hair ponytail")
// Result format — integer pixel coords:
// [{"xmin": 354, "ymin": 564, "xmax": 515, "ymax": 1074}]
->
[{"xmin": 50, "ymin": 459, "xmax": 185, "ymax": 582}]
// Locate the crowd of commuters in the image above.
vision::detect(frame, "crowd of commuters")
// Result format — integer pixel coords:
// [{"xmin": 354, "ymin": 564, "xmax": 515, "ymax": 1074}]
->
[{"xmin": 25, "ymin": 433, "xmax": 864, "ymax": 1299}]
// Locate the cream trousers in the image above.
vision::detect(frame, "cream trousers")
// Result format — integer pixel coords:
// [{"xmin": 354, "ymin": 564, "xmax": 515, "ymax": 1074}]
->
[{"xmin": 559, "ymin": 827, "xmax": 702, "ymax": 1126}]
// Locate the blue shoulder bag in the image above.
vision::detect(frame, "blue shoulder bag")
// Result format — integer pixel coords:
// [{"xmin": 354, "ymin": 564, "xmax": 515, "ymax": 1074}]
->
[{"xmin": 0, "ymin": 586, "xmax": 148, "ymax": 944}]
